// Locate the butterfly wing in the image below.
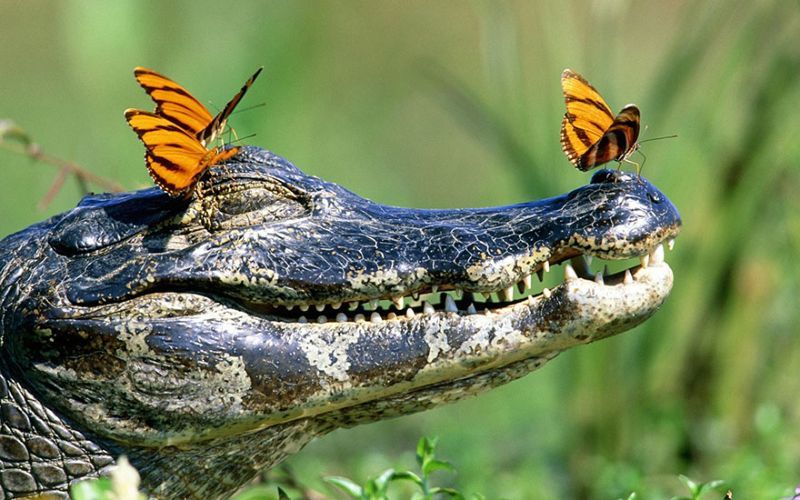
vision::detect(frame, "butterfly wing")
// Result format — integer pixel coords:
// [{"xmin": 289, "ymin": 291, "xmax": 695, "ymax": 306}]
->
[
  {"xmin": 197, "ymin": 67, "xmax": 263, "ymax": 147},
  {"xmin": 124, "ymin": 109, "xmax": 238, "ymax": 197},
  {"xmin": 576, "ymin": 105, "xmax": 640, "ymax": 170},
  {"xmin": 133, "ymin": 67, "xmax": 214, "ymax": 136},
  {"xmin": 560, "ymin": 69, "xmax": 640, "ymax": 171}
]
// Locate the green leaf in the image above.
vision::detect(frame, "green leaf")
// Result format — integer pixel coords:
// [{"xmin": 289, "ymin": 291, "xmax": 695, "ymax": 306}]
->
[
  {"xmin": 389, "ymin": 470, "xmax": 423, "ymax": 486},
  {"xmin": 429, "ymin": 486, "xmax": 464, "ymax": 498},
  {"xmin": 362, "ymin": 478, "xmax": 383, "ymax": 498},
  {"xmin": 416, "ymin": 436, "xmax": 439, "ymax": 466},
  {"xmin": 678, "ymin": 475, "xmax": 699, "ymax": 494},
  {"xmin": 696, "ymin": 480, "xmax": 726, "ymax": 496},
  {"xmin": 70, "ymin": 477, "xmax": 115, "ymax": 500},
  {"xmin": 702, "ymin": 480, "xmax": 725, "ymax": 490},
  {"xmin": 372, "ymin": 468, "xmax": 397, "ymax": 489},
  {"xmin": 422, "ymin": 458, "xmax": 454, "ymax": 476},
  {"xmin": 324, "ymin": 476, "xmax": 364, "ymax": 498},
  {"xmin": 676, "ymin": 475, "xmax": 726, "ymax": 498}
]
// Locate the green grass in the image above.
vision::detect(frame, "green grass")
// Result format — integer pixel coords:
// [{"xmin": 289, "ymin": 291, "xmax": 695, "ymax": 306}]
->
[
  {"xmin": 2, "ymin": 1, "xmax": 800, "ymax": 498},
  {"xmin": 73, "ymin": 438, "xmax": 786, "ymax": 499}
]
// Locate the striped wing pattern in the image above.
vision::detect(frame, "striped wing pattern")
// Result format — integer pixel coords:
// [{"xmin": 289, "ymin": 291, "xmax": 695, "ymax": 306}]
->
[
  {"xmin": 560, "ymin": 68, "xmax": 640, "ymax": 171},
  {"xmin": 133, "ymin": 67, "xmax": 214, "ymax": 138},
  {"xmin": 126, "ymin": 67, "xmax": 262, "ymax": 197},
  {"xmin": 124, "ymin": 110, "xmax": 238, "ymax": 196},
  {"xmin": 134, "ymin": 67, "xmax": 262, "ymax": 147}
]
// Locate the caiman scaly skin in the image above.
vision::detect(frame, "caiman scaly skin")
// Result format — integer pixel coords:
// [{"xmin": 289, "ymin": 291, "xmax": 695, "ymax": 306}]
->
[{"xmin": 0, "ymin": 146, "xmax": 681, "ymax": 498}]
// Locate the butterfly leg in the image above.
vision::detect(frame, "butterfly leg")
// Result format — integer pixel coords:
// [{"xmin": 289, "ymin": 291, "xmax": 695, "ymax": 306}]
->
[{"xmin": 630, "ymin": 149, "xmax": 647, "ymax": 179}]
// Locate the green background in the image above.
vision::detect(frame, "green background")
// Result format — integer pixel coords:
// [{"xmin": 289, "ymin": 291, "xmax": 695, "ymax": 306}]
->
[{"xmin": 1, "ymin": 1, "xmax": 799, "ymax": 498}]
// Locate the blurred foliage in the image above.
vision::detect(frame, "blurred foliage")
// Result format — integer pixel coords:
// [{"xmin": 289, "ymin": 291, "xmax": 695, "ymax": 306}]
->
[{"xmin": 1, "ymin": 0, "xmax": 799, "ymax": 498}]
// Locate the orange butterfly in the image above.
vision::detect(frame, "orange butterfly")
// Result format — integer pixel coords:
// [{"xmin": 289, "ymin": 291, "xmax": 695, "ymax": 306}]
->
[
  {"xmin": 560, "ymin": 68, "xmax": 640, "ymax": 171},
  {"xmin": 125, "ymin": 67, "xmax": 262, "ymax": 197}
]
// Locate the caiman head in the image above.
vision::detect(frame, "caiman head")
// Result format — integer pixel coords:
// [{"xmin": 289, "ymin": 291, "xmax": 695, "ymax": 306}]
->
[{"xmin": 0, "ymin": 146, "xmax": 680, "ymax": 498}]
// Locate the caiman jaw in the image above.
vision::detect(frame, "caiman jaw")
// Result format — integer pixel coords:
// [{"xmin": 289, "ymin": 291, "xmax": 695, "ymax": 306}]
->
[{"xmin": 263, "ymin": 241, "xmax": 676, "ymax": 324}]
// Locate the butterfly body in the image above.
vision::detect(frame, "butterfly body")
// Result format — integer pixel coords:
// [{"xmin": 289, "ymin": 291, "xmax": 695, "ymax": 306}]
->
[
  {"xmin": 560, "ymin": 69, "xmax": 640, "ymax": 171},
  {"xmin": 125, "ymin": 67, "xmax": 262, "ymax": 197}
]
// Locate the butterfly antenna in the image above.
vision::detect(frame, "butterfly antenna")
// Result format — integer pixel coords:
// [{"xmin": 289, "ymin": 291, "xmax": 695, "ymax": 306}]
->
[
  {"xmin": 231, "ymin": 102, "xmax": 266, "ymax": 115},
  {"xmin": 221, "ymin": 103, "xmax": 264, "ymax": 144},
  {"xmin": 639, "ymin": 134, "xmax": 678, "ymax": 144},
  {"xmin": 221, "ymin": 102, "xmax": 265, "ymax": 145},
  {"xmin": 228, "ymin": 133, "xmax": 256, "ymax": 146}
]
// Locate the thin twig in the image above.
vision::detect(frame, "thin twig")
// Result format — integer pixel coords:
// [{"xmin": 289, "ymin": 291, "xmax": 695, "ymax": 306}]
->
[
  {"xmin": 0, "ymin": 119, "xmax": 125, "ymax": 209},
  {"xmin": 8, "ymin": 142, "xmax": 125, "ymax": 193},
  {"xmin": 38, "ymin": 166, "xmax": 68, "ymax": 211}
]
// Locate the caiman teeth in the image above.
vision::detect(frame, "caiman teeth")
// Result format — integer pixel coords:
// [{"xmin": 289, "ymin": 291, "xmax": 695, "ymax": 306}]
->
[
  {"xmin": 517, "ymin": 275, "xmax": 532, "ymax": 293},
  {"xmin": 569, "ymin": 256, "xmax": 592, "ymax": 278},
  {"xmin": 651, "ymin": 243, "xmax": 665, "ymax": 264},
  {"xmin": 563, "ymin": 262, "xmax": 578, "ymax": 281},
  {"xmin": 280, "ymin": 241, "xmax": 674, "ymax": 323}
]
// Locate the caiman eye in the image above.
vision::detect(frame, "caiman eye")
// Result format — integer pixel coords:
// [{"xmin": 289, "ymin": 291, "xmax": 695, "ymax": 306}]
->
[{"xmin": 199, "ymin": 181, "xmax": 312, "ymax": 231}]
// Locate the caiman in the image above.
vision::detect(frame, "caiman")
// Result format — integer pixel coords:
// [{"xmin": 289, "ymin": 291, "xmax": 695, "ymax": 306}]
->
[{"xmin": 0, "ymin": 146, "xmax": 681, "ymax": 498}]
